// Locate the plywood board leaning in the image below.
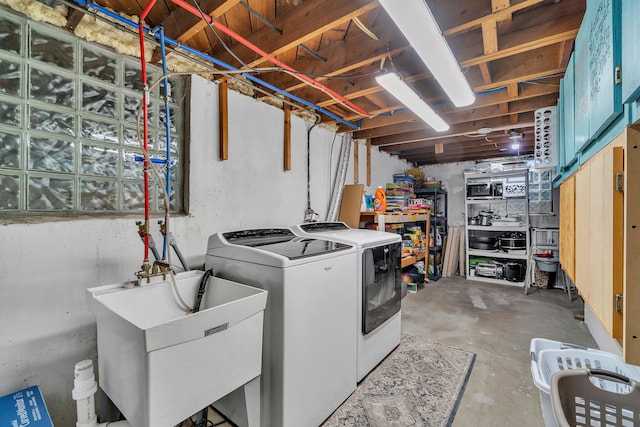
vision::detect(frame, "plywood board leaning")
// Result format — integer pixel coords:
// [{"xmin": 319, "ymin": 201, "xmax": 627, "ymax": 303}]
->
[
  {"xmin": 442, "ymin": 227, "xmax": 453, "ymax": 278},
  {"xmin": 339, "ymin": 184, "xmax": 365, "ymax": 228}
]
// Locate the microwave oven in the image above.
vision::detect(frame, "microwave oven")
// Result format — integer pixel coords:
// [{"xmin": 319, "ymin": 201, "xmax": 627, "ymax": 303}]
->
[{"xmin": 467, "ymin": 182, "xmax": 503, "ymax": 198}]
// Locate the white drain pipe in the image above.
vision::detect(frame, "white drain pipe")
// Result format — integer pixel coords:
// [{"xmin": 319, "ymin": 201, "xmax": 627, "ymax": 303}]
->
[{"xmin": 73, "ymin": 360, "xmax": 131, "ymax": 427}]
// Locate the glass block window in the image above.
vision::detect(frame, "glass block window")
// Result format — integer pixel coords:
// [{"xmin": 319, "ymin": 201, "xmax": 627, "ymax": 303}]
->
[
  {"xmin": 529, "ymin": 170, "xmax": 553, "ymax": 214},
  {"xmin": 0, "ymin": 11, "xmax": 184, "ymax": 214}
]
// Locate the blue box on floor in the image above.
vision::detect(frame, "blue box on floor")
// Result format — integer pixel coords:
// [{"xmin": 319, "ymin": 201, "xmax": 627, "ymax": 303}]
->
[{"xmin": 0, "ymin": 385, "xmax": 54, "ymax": 426}]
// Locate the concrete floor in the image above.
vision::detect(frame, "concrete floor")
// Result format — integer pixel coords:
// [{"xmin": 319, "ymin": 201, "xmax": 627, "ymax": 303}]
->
[{"xmin": 401, "ymin": 276, "xmax": 596, "ymax": 427}]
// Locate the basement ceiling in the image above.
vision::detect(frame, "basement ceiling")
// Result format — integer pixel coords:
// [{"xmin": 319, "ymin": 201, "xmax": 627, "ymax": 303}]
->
[{"xmin": 67, "ymin": 0, "xmax": 585, "ymax": 165}]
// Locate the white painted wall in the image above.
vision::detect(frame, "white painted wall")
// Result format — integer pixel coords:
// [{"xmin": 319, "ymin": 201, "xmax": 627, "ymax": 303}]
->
[{"xmin": 0, "ymin": 74, "xmax": 410, "ymax": 425}]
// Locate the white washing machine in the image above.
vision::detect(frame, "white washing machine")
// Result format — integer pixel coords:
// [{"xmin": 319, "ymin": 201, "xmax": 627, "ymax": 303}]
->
[
  {"xmin": 291, "ymin": 222, "xmax": 402, "ymax": 382},
  {"xmin": 205, "ymin": 228, "xmax": 357, "ymax": 427}
]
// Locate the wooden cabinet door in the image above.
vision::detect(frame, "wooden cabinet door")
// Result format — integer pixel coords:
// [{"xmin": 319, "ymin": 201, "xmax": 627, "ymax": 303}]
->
[
  {"xmin": 623, "ymin": 126, "xmax": 640, "ymax": 363},
  {"xmin": 559, "ymin": 175, "xmax": 576, "ymax": 282},
  {"xmin": 574, "ymin": 143, "xmax": 623, "ymax": 342}
]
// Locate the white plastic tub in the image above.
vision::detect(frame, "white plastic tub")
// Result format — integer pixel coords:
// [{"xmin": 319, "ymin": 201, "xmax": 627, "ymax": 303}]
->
[
  {"xmin": 87, "ymin": 271, "xmax": 267, "ymax": 427},
  {"xmin": 530, "ymin": 338, "xmax": 640, "ymax": 427}
]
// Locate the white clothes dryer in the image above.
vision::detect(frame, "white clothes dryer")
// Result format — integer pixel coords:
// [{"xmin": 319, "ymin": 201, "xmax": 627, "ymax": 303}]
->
[
  {"xmin": 205, "ymin": 228, "xmax": 357, "ymax": 427},
  {"xmin": 291, "ymin": 222, "xmax": 402, "ymax": 382}
]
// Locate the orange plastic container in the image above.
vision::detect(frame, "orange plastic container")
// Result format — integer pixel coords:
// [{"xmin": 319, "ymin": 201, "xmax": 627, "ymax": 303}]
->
[{"xmin": 374, "ymin": 186, "xmax": 386, "ymax": 212}]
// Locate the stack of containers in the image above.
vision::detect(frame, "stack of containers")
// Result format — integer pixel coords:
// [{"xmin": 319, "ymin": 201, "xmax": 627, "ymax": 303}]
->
[
  {"xmin": 530, "ymin": 338, "xmax": 640, "ymax": 427},
  {"xmin": 386, "ymin": 174, "xmax": 415, "ymax": 212}
]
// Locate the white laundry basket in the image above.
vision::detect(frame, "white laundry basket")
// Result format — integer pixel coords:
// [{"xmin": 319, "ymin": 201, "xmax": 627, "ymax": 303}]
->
[{"xmin": 529, "ymin": 338, "xmax": 640, "ymax": 427}]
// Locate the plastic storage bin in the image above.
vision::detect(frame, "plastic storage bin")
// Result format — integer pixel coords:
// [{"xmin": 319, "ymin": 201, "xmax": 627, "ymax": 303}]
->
[
  {"xmin": 551, "ymin": 368, "xmax": 640, "ymax": 427},
  {"xmin": 529, "ymin": 338, "xmax": 640, "ymax": 427}
]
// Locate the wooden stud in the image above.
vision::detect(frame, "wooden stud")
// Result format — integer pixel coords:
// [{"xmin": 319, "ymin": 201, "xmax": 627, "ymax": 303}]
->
[
  {"xmin": 65, "ymin": 8, "xmax": 84, "ymax": 31},
  {"xmin": 353, "ymin": 139, "xmax": 359, "ymax": 183},
  {"xmin": 499, "ymin": 103, "xmax": 509, "ymax": 115},
  {"xmin": 559, "ymin": 39, "xmax": 574, "ymax": 68},
  {"xmin": 218, "ymin": 78, "xmax": 229, "ymax": 160},
  {"xmin": 507, "ymin": 83, "xmax": 519, "ymax": 99},
  {"xmin": 482, "ymin": 19, "xmax": 499, "ymax": 55},
  {"xmin": 434, "ymin": 143, "xmax": 444, "ymax": 154},
  {"xmin": 479, "ymin": 62, "xmax": 493, "ymax": 85},
  {"xmin": 443, "ymin": 0, "xmax": 543, "ymax": 36},
  {"xmin": 492, "ymin": 0, "xmax": 510, "ymax": 12},
  {"xmin": 284, "ymin": 104, "xmax": 291, "ymax": 171},
  {"xmin": 366, "ymin": 138, "xmax": 371, "ymax": 186}
]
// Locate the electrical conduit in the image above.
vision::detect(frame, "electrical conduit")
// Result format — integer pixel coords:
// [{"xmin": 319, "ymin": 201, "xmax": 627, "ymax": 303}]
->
[
  {"xmin": 326, "ymin": 133, "xmax": 353, "ymax": 221},
  {"xmin": 158, "ymin": 26, "xmax": 172, "ymax": 260}
]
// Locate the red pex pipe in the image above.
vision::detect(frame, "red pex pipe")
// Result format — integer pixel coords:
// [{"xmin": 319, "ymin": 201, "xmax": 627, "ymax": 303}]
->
[
  {"xmin": 140, "ymin": 0, "xmax": 157, "ymax": 20},
  {"xmin": 168, "ymin": 0, "xmax": 370, "ymax": 117},
  {"xmin": 139, "ymin": 21, "xmax": 150, "ymax": 260}
]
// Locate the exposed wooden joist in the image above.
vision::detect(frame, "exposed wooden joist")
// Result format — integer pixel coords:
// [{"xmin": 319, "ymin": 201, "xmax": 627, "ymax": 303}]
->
[
  {"xmin": 407, "ymin": 148, "xmax": 535, "ymax": 166},
  {"xmin": 162, "ymin": 0, "xmax": 241, "ymax": 43},
  {"xmin": 354, "ymin": 93, "xmax": 557, "ymax": 140},
  {"xmin": 213, "ymin": 0, "xmax": 378, "ymax": 68},
  {"xmin": 482, "ymin": 19, "xmax": 499, "ymax": 54},
  {"xmin": 371, "ymin": 113, "xmax": 535, "ymax": 147},
  {"xmin": 259, "ymin": 19, "xmax": 409, "ymax": 93},
  {"xmin": 349, "ymin": 77, "xmax": 560, "ymax": 133},
  {"xmin": 443, "ymin": 0, "xmax": 544, "ymax": 37},
  {"xmin": 319, "ymin": 33, "xmax": 571, "ymax": 115}
]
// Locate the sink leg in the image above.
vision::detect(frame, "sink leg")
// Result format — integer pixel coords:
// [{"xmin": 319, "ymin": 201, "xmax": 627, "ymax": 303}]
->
[{"xmin": 244, "ymin": 376, "xmax": 260, "ymax": 427}]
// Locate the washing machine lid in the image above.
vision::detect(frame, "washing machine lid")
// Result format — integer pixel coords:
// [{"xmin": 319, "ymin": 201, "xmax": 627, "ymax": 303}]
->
[
  {"xmin": 292, "ymin": 222, "xmax": 401, "ymax": 247},
  {"xmin": 207, "ymin": 228, "xmax": 353, "ymax": 266}
]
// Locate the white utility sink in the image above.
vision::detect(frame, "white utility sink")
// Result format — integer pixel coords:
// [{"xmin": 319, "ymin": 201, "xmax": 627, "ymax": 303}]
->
[{"xmin": 87, "ymin": 270, "xmax": 267, "ymax": 427}]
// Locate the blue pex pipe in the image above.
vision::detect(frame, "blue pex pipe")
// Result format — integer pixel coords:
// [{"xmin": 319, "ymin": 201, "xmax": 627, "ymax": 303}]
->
[
  {"xmin": 73, "ymin": 0, "xmax": 359, "ymax": 130},
  {"xmin": 158, "ymin": 26, "xmax": 172, "ymax": 259}
]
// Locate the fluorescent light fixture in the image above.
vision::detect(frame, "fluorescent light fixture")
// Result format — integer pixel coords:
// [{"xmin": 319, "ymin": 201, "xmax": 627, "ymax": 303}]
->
[
  {"xmin": 378, "ymin": 0, "xmax": 475, "ymax": 107},
  {"xmin": 376, "ymin": 72, "xmax": 449, "ymax": 132}
]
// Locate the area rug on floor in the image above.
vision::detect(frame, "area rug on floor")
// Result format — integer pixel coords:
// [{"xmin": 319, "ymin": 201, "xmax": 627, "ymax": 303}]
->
[{"xmin": 322, "ymin": 334, "xmax": 476, "ymax": 427}]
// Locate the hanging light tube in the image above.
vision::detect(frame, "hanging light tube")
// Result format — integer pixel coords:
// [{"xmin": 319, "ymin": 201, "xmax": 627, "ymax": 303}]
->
[
  {"xmin": 378, "ymin": 0, "xmax": 475, "ymax": 107},
  {"xmin": 376, "ymin": 72, "xmax": 449, "ymax": 132}
]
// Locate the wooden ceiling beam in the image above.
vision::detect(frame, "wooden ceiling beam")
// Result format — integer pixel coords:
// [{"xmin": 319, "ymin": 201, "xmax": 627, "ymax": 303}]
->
[
  {"xmin": 212, "ymin": 0, "xmax": 378, "ymax": 68},
  {"xmin": 319, "ymin": 31, "xmax": 569, "ymax": 115},
  {"xmin": 406, "ymin": 147, "xmax": 534, "ymax": 166},
  {"xmin": 257, "ymin": 20, "xmax": 409, "ymax": 92},
  {"xmin": 371, "ymin": 112, "xmax": 535, "ymax": 147},
  {"xmin": 394, "ymin": 135, "xmax": 535, "ymax": 157},
  {"xmin": 381, "ymin": 128, "xmax": 535, "ymax": 152},
  {"xmin": 160, "ymin": 0, "xmax": 241, "ymax": 43},
  {"xmin": 354, "ymin": 93, "xmax": 556, "ymax": 139},
  {"xmin": 443, "ymin": 0, "xmax": 543, "ymax": 37},
  {"xmin": 349, "ymin": 75, "xmax": 560, "ymax": 133},
  {"xmin": 455, "ymin": 0, "xmax": 584, "ymax": 68},
  {"xmin": 407, "ymin": 140, "xmax": 535, "ymax": 157},
  {"xmin": 479, "ymin": 62, "xmax": 493, "ymax": 85}
]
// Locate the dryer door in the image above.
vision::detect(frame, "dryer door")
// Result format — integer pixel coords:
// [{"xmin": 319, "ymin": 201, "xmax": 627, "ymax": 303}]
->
[{"xmin": 362, "ymin": 242, "xmax": 402, "ymax": 334}]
